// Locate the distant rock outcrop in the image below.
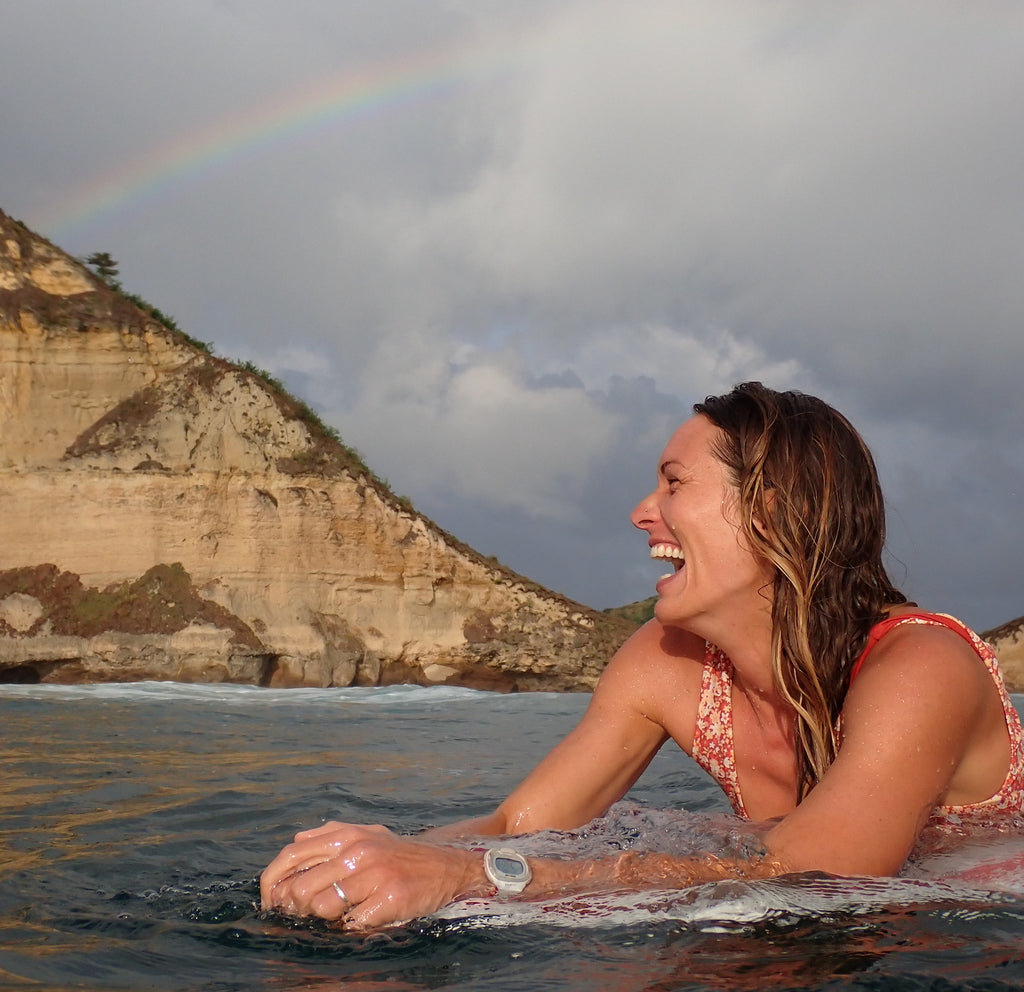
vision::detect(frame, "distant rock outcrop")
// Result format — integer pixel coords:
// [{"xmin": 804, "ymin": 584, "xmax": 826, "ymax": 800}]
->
[
  {"xmin": 983, "ymin": 617, "xmax": 1024, "ymax": 693},
  {"xmin": 0, "ymin": 209, "xmax": 633, "ymax": 690}
]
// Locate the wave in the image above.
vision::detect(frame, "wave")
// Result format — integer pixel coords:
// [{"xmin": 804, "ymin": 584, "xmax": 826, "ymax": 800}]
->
[
  {"xmin": 0, "ymin": 680, "xmax": 523, "ymax": 706},
  {"xmin": 434, "ymin": 803, "xmax": 1024, "ymax": 931},
  {"xmin": 435, "ymin": 871, "xmax": 1024, "ymax": 931},
  {"xmin": 4, "ymin": 678, "xmax": 1019, "ymax": 713}
]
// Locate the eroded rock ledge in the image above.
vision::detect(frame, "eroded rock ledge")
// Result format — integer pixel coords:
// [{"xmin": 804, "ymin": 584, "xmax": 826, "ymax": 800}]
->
[
  {"xmin": 0, "ymin": 562, "xmax": 584, "ymax": 690},
  {"xmin": 984, "ymin": 617, "xmax": 1024, "ymax": 694}
]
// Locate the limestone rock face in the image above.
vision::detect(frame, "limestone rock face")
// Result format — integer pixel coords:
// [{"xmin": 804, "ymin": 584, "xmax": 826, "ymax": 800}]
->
[
  {"xmin": 984, "ymin": 617, "xmax": 1024, "ymax": 694},
  {"xmin": 0, "ymin": 210, "xmax": 632, "ymax": 689}
]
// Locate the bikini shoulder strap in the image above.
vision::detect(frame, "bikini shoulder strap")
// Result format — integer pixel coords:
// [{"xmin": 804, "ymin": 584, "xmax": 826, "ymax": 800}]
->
[{"xmin": 849, "ymin": 612, "xmax": 976, "ymax": 684}]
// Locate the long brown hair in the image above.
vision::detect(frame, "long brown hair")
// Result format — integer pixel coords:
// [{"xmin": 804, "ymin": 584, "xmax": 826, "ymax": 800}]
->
[{"xmin": 694, "ymin": 382, "xmax": 906, "ymax": 799}]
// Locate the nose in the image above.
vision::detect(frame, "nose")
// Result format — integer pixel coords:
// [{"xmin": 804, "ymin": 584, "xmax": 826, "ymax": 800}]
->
[{"xmin": 631, "ymin": 492, "xmax": 657, "ymax": 532}]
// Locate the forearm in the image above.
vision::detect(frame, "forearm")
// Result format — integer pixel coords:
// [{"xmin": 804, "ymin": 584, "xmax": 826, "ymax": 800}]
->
[
  {"xmin": 609, "ymin": 849, "xmax": 788, "ymax": 890},
  {"xmin": 425, "ymin": 819, "xmax": 789, "ymax": 899},
  {"xmin": 418, "ymin": 810, "xmax": 509, "ymax": 841},
  {"xmin": 262, "ymin": 821, "xmax": 790, "ymax": 930},
  {"xmin": 512, "ymin": 848, "xmax": 790, "ymax": 901}
]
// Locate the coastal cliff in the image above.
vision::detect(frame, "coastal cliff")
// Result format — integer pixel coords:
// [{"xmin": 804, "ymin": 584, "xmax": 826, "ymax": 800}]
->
[
  {"xmin": 0, "ymin": 209, "xmax": 633, "ymax": 690},
  {"xmin": 985, "ymin": 616, "xmax": 1024, "ymax": 693}
]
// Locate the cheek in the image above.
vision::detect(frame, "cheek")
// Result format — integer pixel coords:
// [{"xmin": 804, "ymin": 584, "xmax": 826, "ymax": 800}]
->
[{"xmin": 712, "ymin": 515, "xmax": 763, "ymax": 575}]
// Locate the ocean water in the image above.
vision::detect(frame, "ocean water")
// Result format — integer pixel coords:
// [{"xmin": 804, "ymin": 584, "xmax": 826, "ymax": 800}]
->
[{"xmin": 2, "ymin": 682, "xmax": 1024, "ymax": 992}]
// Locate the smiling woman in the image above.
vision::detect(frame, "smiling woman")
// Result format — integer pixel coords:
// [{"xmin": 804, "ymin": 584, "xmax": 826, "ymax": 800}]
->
[{"xmin": 261, "ymin": 382, "xmax": 1024, "ymax": 930}]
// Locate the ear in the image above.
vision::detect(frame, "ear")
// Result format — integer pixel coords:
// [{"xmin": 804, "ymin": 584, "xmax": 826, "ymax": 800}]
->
[{"xmin": 750, "ymin": 488, "xmax": 776, "ymax": 539}]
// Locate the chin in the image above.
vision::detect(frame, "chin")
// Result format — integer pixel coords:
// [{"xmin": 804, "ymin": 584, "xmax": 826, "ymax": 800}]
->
[{"xmin": 653, "ymin": 596, "xmax": 686, "ymax": 626}]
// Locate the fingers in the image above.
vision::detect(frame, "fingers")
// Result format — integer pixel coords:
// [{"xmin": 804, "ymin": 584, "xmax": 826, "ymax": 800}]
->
[
  {"xmin": 279, "ymin": 863, "xmax": 356, "ymax": 922},
  {"xmin": 260, "ymin": 850, "xmax": 330, "ymax": 905},
  {"xmin": 340, "ymin": 891, "xmax": 388, "ymax": 931},
  {"xmin": 261, "ymin": 826, "xmax": 477, "ymax": 929},
  {"xmin": 261, "ymin": 850, "xmax": 328, "ymax": 908},
  {"xmin": 337, "ymin": 842, "xmax": 480, "ymax": 931},
  {"xmin": 313, "ymin": 882, "xmax": 352, "ymax": 922},
  {"xmin": 294, "ymin": 821, "xmax": 391, "ymax": 842},
  {"xmin": 293, "ymin": 819, "xmax": 345, "ymax": 841},
  {"xmin": 261, "ymin": 822, "xmax": 392, "ymax": 909},
  {"xmin": 263, "ymin": 838, "xmax": 379, "ymax": 922},
  {"xmin": 274, "ymin": 863, "xmax": 392, "ymax": 931}
]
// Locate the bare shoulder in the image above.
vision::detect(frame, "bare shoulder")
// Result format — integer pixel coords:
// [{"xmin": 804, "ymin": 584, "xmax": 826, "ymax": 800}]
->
[
  {"xmin": 592, "ymin": 619, "xmax": 706, "ymax": 743},
  {"xmin": 842, "ymin": 619, "xmax": 995, "ymax": 745},
  {"xmin": 599, "ymin": 618, "xmax": 705, "ymax": 683},
  {"xmin": 847, "ymin": 620, "xmax": 990, "ymax": 702},
  {"xmin": 770, "ymin": 620, "xmax": 999, "ymax": 876}
]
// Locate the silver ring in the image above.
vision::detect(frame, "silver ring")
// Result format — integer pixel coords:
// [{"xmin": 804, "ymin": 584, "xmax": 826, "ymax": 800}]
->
[{"xmin": 332, "ymin": 881, "xmax": 349, "ymax": 907}]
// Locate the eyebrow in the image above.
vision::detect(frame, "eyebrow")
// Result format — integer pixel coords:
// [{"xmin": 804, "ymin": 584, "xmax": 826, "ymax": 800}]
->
[{"xmin": 659, "ymin": 460, "xmax": 686, "ymax": 476}]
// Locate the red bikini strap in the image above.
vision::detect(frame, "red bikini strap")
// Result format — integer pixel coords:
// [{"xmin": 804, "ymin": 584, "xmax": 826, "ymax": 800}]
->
[{"xmin": 849, "ymin": 613, "xmax": 975, "ymax": 684}]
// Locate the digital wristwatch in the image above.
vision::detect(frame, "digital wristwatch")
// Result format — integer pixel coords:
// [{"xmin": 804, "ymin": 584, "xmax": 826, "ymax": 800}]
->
[{"xmin": 483, "ymin": 847, "xmax": 532, "ymax": 895}]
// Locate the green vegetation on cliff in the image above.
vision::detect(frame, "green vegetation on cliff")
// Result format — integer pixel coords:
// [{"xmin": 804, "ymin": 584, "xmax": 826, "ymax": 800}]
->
[
  {"xmin": 0, "ymin": 562, "xmax": 261, "ymax": 647},
  {"xmin": 603, "ymin": 597, "xmax": 656, "ymax": 627}
]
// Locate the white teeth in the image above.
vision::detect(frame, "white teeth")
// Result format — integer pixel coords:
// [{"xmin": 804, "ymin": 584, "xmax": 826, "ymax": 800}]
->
[{"xmin": 649, "ymin": 543, "xmax": 685, "ymax": 562}]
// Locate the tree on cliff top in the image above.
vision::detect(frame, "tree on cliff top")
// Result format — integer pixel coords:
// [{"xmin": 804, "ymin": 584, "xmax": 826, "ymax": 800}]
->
[{"xmin": 84, "ymin": 251, "xmax": 121, "ymax": 289}]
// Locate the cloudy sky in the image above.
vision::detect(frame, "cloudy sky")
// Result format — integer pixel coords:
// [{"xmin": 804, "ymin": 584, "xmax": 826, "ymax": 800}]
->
[{"xmin": 2, "ymin": 1, "xmax": 1022, "ymax": 631}]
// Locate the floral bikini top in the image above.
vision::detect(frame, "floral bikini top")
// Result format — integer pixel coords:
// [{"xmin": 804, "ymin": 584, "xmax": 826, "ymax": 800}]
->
[{"xmin": 691, "ymin": 612, "xmax": 1024, "ymax": 830}]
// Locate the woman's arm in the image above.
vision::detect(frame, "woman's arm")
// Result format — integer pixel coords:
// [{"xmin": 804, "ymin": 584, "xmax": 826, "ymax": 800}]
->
[
  {"xmin": 261, "ymin": 622, "xmax": 706, "ymax": 918},
  {"xmin": 479, "ymin": 620, "xmax": 703, "ymax": 834},
  {"xmin": 763, "ymin": 622, "xmax": 1004, "ymax": 876},
  {"xmin": 259, "ymin": 820, "xmax": 790, "ymax": 929}
]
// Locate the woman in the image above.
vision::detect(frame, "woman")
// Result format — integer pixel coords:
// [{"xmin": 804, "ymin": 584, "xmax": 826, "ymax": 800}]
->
[{"xmin": 261, "ymin": 382, "xmax": 1024, "ymax": 928}]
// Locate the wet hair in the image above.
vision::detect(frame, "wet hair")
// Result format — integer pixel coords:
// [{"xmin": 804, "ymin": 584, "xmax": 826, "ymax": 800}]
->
[{"xmin": 694, "ymin": 381, "xmax": 906, "ymax": 800}]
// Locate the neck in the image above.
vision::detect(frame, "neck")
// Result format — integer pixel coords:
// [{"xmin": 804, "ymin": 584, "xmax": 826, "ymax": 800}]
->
[{"xmin": 694, "ymin": 608, "xmax": 779, "ymax": 700}]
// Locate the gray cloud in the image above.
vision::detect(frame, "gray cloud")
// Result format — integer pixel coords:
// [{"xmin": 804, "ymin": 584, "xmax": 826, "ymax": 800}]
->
[{"xmin": 1, "ymin": 0, "xmax": 1021, "ymax": 629}]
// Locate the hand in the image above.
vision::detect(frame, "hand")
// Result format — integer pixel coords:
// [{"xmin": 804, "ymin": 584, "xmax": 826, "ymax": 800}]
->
[{"xmin": 260, "ymin": 821, "xmax": 487, "ymax": 929}]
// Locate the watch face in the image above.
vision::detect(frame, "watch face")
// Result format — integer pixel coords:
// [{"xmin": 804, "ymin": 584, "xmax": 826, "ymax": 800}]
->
[
  {"xmin": 493, "ymin": 855, "xmax": 526, "ymax": 879},
  {"xmin": 485, "ymin": 848, "xmax": 531, "ymax": 892}
]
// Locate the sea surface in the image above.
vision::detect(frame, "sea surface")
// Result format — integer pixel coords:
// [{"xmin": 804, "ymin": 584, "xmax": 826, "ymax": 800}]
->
[{"xmin": 2, "ymin": 681, "xmax": 1024, "ymax": 992}]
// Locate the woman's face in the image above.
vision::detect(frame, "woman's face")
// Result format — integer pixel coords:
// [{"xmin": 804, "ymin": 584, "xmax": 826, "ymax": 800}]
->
[{"xmin": 631, "ymin": 414, "xmax": 772, "ymax": 630}]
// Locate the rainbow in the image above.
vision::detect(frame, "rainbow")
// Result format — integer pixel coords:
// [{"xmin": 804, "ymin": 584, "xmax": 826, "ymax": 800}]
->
[{"xmin": 39, "ymin": 35, "xmax": 518, "ymax": 242}]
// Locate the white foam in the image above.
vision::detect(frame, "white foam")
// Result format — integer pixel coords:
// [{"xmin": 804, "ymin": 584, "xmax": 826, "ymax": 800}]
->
[
  {"xmin": 0, "ymin": 680, "xmax": 498, "ymax": 706},
  {"xmin": 432, "ymin": 804, "xmax": 1024, "ymax": 931},
  {"xmin": 434, "ymin": 873, "xmax": 1019, "ymax": 931}
]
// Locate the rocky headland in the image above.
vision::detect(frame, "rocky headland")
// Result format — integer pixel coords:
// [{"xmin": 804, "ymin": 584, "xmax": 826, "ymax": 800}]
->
[
  {"xmin": 1, "ymin": 208, "xmax": 1020, "ymax": 692},
  {"xmin": 0, "ymin": 208, "xmax": 634, "ymax": 691},
  {"xmin": 985, "ymin": 616, "xmax": 1024, "ymax": 693}
]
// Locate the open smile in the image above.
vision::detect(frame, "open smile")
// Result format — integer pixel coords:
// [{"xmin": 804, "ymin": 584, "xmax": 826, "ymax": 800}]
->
[{"xmin": 650, "ymin": 543, "xmax": 686, "ymax": 582}]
